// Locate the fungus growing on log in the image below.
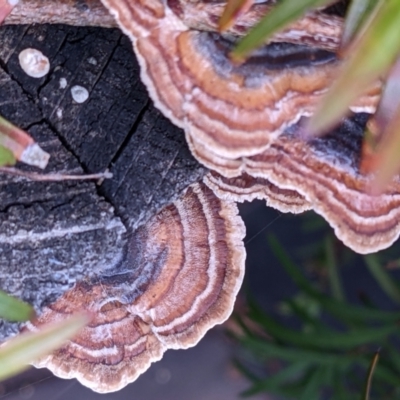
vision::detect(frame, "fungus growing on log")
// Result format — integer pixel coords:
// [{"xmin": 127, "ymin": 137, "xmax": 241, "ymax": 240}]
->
[
  {"xmin": 26, "ymin": 182, "xmax": 245, "ymax": 393},
  {"xmin": 204, "ymin": 171, "xmax": 311, "ymax": 214},
  {"xmin": 97, "ymin": 0, "xmax": 399, "ymax": 254},
  {"xmin": 204, "ymin": 115, "xmax": 400, "ymax": 254},
  {"xmin": 100, "ymin": 0, "xmax": 379, "ymax": 160}
]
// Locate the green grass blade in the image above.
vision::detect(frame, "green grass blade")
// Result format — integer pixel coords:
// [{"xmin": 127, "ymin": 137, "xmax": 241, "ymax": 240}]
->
[
  {"xmin": 268, "ymin": 235, "xmax": 400, "ymax": 323},
  {"xmin": 0, "ymin": 145, "xmax": 15, "ymax": 166},
  {"xmin": 342, "ymin": 0, "xmax": 381, "ymax": 47},
  {"xmin": 299, "ymin": 366, "xmax": 324, "ymax": 400},
  {"xmin": 284, "ymin": 297, "xmax": 328, "ymax": 333},
  {"xmin": 0, "ymin": 290, "xmax": 34, "ymax": 322},
  {"xmin": 369, "ymin": 360, "xmax": 399, "ymax": 387},
  {"xmin": 364, "ymin": 254, "xmax": 400, "ymax": 304},
  {"xmin": 0, "ymin": 313, "xmax": 89, "ymax": 380},
  {"xmin": 242, "ymin": 361, "xmax": 309, "ymax": 397},
  {"xmin": 307, "ymin": 0, "xmax": 400, "ymax": 135},
  {"xmin": 249, "ymin": 300, "xmax": 396, "ymax": 350},
  {"xmin": 232, "ymin": 359, "xmax": 259, "ymax": 383},
  {"xmin": 239, "ymin": 336, "xmax": 357, "ymax": 366},
  {"xmin": 231, "ymin": 0, "xmax": 332, "ymax": 62},
  {"xmin": 325, "ymin": 236, "xmax": 345, "ymax": 301}
]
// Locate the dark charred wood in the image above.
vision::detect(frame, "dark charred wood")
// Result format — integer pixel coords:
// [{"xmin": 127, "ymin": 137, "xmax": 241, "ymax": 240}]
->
[{"xmin": 0, "ymin": 24, "xmax": 206, "ymax": 340}]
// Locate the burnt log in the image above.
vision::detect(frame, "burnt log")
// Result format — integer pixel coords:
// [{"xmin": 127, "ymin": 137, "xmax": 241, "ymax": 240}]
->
[{"xmin": 0, "ymin": 24, "xmax": 206, "ymax": 340}]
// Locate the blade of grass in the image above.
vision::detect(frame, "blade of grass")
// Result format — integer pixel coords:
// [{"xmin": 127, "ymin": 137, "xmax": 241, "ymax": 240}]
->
[
  {"xmin": 299, "ymin": 366, "xmax": 324, "ymax": 400},
  {"xmin": 239, "ymin": 335, "xmax": 357, "ymax": 366},
  {"xmin": 0, "ymin": 313, "xmax": 89, "ymax": 380},
  {"xmin": 248, "ymin": 300, "xmax": 396, "ymax": 351},
  {"xmin": 233, "ymin": 359, "xmax": 259, "ymax": 383},
  {"xmin": 307, "ymin": 0, "xmax": 400, "ymax": 135},
  {"xmin": 0, "ymin": 290, "xmax": 34, "ymax": 322},
  {"xmin": 341, "ymin": 0, "xmax": 381, "ymax": 47},
  {"xmin": 231, "ymin": 0, "xmax": 333, "ymax": 62},
  {"xmin": 0, "ymin": 115, "xmax": 49, "ymax": 169},
  {"xmin": 284, "ymin": 297, "xmax": 328, "ymax": 333},
  {"xmin": 325, "ymin": 235, "xmax": 345, "ymax": 301},
  {"xmin": 364, "ymin": 254, "xmax": 400, "ymax": 304},
  {"xmin": 369, "ymin": 102, "xmax": 400, "ymax": 193},
  {"xmin": 268, "ymin": 234, "xmax": 400, "ymax": 323},
  {"xmin": 361, "ymin": 350, "xmax": 380, "ymax": 400},
  {"xmin": 0, "ymin": 144, "xmax": 15, "ymax": 166},
  {"xmin": 219, "ymin": 0, "xmax": 254, "ymax": 32},
  {"xmin": 360, "ymin": 56, "xmax": 400, "ymax": 189},
  {"xmin": 242, "ymin": 361, "xmax": 309, "ymax": 397},
  {"xmin": 383, "ymin": 343, "xmax": 400, "ymax": 374},
  {"xmin": 0, "ymin": 0, "xmax": 16, "ymax": 24},
  {"xmin": 367, "ymin": 358, "xmax": 399, "ymax": 387}
]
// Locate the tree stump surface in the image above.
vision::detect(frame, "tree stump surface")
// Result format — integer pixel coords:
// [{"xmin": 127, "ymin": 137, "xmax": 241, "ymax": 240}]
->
[{"xmin": 0, "ymin": 24, "xmax": 206, "ymax": 340}]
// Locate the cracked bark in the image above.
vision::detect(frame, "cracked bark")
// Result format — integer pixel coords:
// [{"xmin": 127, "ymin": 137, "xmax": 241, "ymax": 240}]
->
[{"xmin": 0, "ymin": 24, "xmax": 206, "ymax": 340}]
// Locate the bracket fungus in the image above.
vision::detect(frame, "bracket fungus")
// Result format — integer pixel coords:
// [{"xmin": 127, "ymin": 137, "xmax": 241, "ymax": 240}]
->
[
  {"xmin": 25, "ymin": 182, "xmax": 245, "ymax": 393},
  {"xmin": 204, "ymin": 115, "xmax": 400, "ymax": 254},
  {"xmin": 100, "ymin": 0, "xmax": 379, "ymax": 160},
  {"xmin": 3, "ymin": 0, "xmax": 400, "ymax": 393},
  {"xmin": 98, "ymin": 0, "xmax": 399, "ymax": 254}
]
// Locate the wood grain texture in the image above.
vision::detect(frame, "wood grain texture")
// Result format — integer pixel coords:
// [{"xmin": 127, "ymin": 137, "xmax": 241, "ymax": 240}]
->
[
  {"xmin": 5, "ymin": 0, "xmax": 116, "ymax": 27},
  {"xmin": 0, "ymin": 24, "xmax": 206, "ymax": 339}
]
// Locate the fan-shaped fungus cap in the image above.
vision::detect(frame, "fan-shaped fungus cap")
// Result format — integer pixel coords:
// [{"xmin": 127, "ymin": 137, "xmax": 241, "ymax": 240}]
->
[
  {"xmin": 204, "ymin": 171, "xmax": 311, "ymax": 214},
  {"xmin": 26, "ymin": 182, "xmax": 245, "ymax": 393},
  {"xmin": 202, "ymin": 115, "xmax": 400, "ymax": 254},
  {"xmin": 100, "ymin": 0, "xmax": 380, "ymax": 160}
]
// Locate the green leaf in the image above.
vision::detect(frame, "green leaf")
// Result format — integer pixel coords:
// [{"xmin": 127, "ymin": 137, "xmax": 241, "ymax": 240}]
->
[
  {"xmin": 0, "ymin": 290, "xmax": 34, "ymax": 322},
  {"xmin": 0, "ymin": 313, "xmax": 89, "ymax": 381},
  {"xmin": 0, "ymin": 144, "xmax": 15, "ymax": 166},
  {"xmin": 364, "ymin": 254, "xmax": 400, "ymax": 304},
  {"xmin": 231, "ymin": 0, "xmax": 332, "ymax": 62},
  {"xmin": 307, "ymin": 0, "xmax": 400, "ymax": 135}
]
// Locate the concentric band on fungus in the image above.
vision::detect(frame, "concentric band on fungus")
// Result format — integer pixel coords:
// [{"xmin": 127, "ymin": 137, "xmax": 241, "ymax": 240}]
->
[{"xmin": 26, "ymin": 183, "xmax": 246, "ymax": 393}]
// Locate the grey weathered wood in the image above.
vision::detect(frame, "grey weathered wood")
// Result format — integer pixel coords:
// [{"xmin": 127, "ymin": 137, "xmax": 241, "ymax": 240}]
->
[
  {"xmin": 0, "ymin": 24, "xmax": 206, "ymax": 340},
  {"xmin": 5, "ymin": 0, "xmax": 116, "ymax": 27}
]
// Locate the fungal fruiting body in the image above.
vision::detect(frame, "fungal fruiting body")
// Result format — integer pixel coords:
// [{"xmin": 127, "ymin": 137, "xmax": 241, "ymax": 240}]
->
[
  {"xmin": 26, "ymin": 182, "xmax": 246, "ymax": 393},
  {"xmin": 18, "ymin": 48, "xmax": 50, "ymax": 78},
  {"xmin": 98, "ymin": 0, "xmax": 400, "ymax": 254},
  {"xmin": 71, "ymin": 85, "xmax": 89, "ymax": 103},
  {"xmin": 100, "ymin": 0, "xmax": 379, "ymax": 160}
]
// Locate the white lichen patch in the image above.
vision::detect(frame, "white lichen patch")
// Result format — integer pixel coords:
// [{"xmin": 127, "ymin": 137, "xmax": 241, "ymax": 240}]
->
[
  {"xmin": 71, "ymin": 85, "xmax": 89, "ymax": 103},
  {"xmin": 18, "ymin": 48, "xmax": 50, "ymax": 78},
  {"xmin": 87, "ymin": 57, "xmax": 98, "ymax": 66},
  {"xmin": 59, "ymin": 77, "xmax": 67, "ymax": 89}
]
